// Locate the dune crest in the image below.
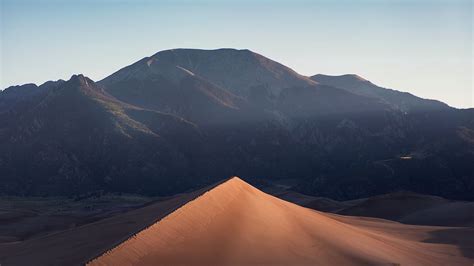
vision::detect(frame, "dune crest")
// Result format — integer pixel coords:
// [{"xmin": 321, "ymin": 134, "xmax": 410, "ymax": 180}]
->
[{"xmin": 88, "ymin": 177, "xmax": 472, "ymax": 266}]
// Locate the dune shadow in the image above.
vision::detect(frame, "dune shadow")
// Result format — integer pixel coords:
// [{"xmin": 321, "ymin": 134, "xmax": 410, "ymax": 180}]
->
[{"xmin": 423, "ymin": 227, "xmax": 474, "ymax": 259}]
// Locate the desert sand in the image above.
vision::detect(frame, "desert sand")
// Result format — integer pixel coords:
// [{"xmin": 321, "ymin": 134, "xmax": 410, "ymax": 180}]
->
[
  {"xmin": 0, "ymin": 181, "xmax": 225, "ymax": 265},
  {"xmin": 274, "ymin": 188, "xmax": 474, "ymax": 227},
  {"xmin": 88, "ymin": 177, "xmax": 473, "ymax": 266}
]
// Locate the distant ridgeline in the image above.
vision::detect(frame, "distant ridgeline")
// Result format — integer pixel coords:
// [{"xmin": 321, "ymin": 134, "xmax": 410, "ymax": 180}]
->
[{"xmin": 1, "ymin": 49, "xmax": 473, "ymax": 200}]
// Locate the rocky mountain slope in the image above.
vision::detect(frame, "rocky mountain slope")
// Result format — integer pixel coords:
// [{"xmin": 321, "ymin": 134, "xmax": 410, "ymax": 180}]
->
[
  {"xmin": 1, "ymin": 48, "xmax": 473, "ymax": 200},
  {"xmin": 311, "ymin": 74, "xmax": 449, "ymax": 112},
  {"xmin": 0, "ymin": 75, "xmax": 203, "ymax": 195}
]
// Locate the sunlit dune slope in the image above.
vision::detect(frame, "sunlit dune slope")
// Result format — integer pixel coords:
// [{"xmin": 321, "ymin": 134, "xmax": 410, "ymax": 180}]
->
[
  {"xmin": 88, "ymin": 177, "xmax": 473, "ymax": 266},
  {"xmin": 0, "ymin": 181, "xmax": 225, "ymax": 266}
]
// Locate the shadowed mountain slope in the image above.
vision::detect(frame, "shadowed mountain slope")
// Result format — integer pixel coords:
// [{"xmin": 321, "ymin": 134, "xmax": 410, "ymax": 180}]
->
[
  {"xmin": 0, "ymin": 75, "xmax": 203, "ymax": 196},
  {"xmin": 1, "ymin": 48, "xmax": 473, "ymax": 200},
  {"xmin": 311, "ymin": 74, "xmax": 449, "ymax": 112}
]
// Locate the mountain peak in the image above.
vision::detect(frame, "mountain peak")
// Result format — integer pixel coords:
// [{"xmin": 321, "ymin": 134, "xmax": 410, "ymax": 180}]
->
[
  {"xmin": 64, "ymin": 74, "xmax": 104, "ymax": 93},
  {"xmin": 68, "ymin": 74, "xmax": 93, "ymax": 85},
  {"xmin": 46, "ymin": 74, "xmax": 119, "ymax": 106},
  {"xmin": 151, "ymin": 47, "xmax": 254, "ymax": 56},
  {"xmin": 101, "ymin": 48, "xmax": 315, "ymax": 97}
]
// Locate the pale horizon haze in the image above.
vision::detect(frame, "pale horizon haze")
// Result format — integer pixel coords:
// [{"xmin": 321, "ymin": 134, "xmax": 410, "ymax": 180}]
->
[{"xmin": 1, "ymin": 0, "xmax": 472, "ymax": 108}]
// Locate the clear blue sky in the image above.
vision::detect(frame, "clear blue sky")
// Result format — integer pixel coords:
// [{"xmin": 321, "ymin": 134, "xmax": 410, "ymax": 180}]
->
[{"xmin": 1, "ymin": 0, "xmax": 472, "ymax": 108}]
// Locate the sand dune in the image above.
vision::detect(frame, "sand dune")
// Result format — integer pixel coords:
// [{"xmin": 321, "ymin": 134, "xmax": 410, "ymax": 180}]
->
[
  {"xmin": 335, "ymin": 191, "xmax": 474, "ymax": 227},
  {"xmin": 272, "ymin": 188, "xmax": 474, "ymax": 227},
  {"xmin": 273, "ymin": 190, "xmax": 350, "ymax": 212},
  {"xmin": 400, "ymin": 201, "xmax": 474, "ymax": 227},
  {"xmin": 88, "ymin": 177, "xmax": 473, "ymax": 266},
  {"xmin": 0, "ymin": 181, "xmax": 225, "ymax": 266}
]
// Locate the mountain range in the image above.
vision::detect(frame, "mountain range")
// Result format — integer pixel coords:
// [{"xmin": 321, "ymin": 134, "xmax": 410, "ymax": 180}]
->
[{"xmin": 1, "ymin": 48, "xmax": 473, "ymax": 200}]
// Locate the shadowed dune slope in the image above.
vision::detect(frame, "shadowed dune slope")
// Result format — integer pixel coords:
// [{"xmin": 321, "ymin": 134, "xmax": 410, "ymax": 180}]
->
[
  {"xmin": 336, "ymin": 192, "xmax": 474, "ymax": 227},
  {"xmin": 88, "ymin": 177, "xmax": 473, "ymax": 266},
  {"xmin": 273, "ymin": 189, "xmax": 474, "ymax": 227},
  {"xmin": 0, "ymin": 181, "xmax": 226, "ymax": 266}
]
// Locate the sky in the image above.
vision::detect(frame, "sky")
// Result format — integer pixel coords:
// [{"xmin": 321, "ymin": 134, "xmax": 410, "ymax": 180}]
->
[{"xmin": 0, "ymin": 0, "xmax": 472, "ymax": 108}]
